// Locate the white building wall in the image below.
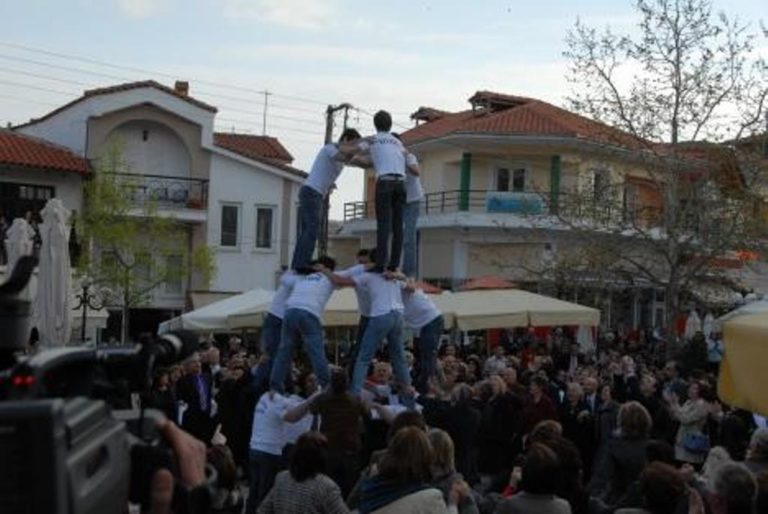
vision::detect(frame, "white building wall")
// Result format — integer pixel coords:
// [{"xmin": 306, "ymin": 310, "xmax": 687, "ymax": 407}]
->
[
  {"xmin": 106, "ymin": 120, "xmax": 192, "ymax": 177},
  {"xmin": 17, "ymin": 87, "xmax": 215, "ymax": 156},
  {"xmin": 207, "ymin": 153, "xmax": 291, "ymax": 292},
  {"xmin": 0, "ymin": 167, "xmax": 83, "ymax": 215}
]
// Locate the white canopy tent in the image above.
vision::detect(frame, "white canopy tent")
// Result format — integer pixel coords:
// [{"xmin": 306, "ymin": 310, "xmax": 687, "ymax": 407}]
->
[
  {"xmin": 432, "ymin": 289, "xmax": 600, "ymax": 330},
  {"xmin": 158, "ymin": 288, "xmax": 274, "ymax": 334}
]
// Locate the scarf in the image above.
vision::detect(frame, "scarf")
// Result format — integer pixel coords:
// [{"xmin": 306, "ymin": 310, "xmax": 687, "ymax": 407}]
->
[{"xmin": 358, "ymin": 476, "xmax": 431, "ymax": 514}]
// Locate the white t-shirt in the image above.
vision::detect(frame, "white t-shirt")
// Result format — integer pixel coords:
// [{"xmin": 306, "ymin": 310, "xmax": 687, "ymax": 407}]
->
[
  {"xmin": 352, "ymin": 272, "xmax": 404, "ymax": 318},
  {"xmin": 405, "ymin": 153, "xmax": 424, "ymax": 203},
  {"xmin": 250, "ymin": 392, "xmax": 290, "ymax": 455},
  {"xmin": 285, "ymin": 272, "xmax": 335, "ymax": 320},
  {"xmin": 282, "ymin": 394, "xmax": 315, "ymax": 446},
  {"xmin": 268, "ymin": 271, "xmax": 295, "ymax": 319},
  {"xmin": 359, "ymin": 132, "xmax": 406, "ymax": 178},
  {"xmin": 337, "ymin": 264, "xmax": 372, "ymax": 317},
  {"xmin": 402, "ymin": 289, "xmax": 441, "ymax": 330},
  {"xmin": 304, "ymin": 144, "xmax": 344, "ymax": 196}
]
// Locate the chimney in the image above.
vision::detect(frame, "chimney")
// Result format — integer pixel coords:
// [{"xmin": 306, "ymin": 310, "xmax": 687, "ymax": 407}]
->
[{"xmin": 174, "ymin": 80, "xmax": 189, "ymax": 96}]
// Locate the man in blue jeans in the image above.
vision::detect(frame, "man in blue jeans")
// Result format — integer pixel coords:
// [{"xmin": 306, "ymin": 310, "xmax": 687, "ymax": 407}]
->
[
  {"xmin": 335, "ymin": 248, "xmax": 374, "ymax": 378},
  {"xmin": 324, "ymin": 267, "xmax": 414, "ymax": 405},
  {"xmin": 402, "ymin": 283, "xmax": 444, "ymax": 394},
  {"xmin": 352, "ymin": 111, "xmax": 415, "ymax": 272},
  {"xmin": 292, "ymin": 129, "xmax": 361, "ymax": 272},
  {"xmin": 251, "ymin": 269, "xmax": 295, "ymax": 392},
  {"xmin": 269, "ymin": 257, "xmax": 338, "ymax": 393},
  {"xmin": 398, "ymin": 135, "xmax": 423, "ymax": 277}
]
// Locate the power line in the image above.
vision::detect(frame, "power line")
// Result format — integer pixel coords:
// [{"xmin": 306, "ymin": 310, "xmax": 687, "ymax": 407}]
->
[{"xmin": 0, "ymin": 41, "xmax": 331, "ymax": 107}]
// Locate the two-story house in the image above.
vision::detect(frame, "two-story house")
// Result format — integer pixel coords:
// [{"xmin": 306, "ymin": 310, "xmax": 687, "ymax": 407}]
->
[
  {"xmin": 341, "ymin": 91, "xmax": 678, "ymax": 330},
  {"xmin": 13, "ymin": 80, "xmax": 305, "ymax": 339}
]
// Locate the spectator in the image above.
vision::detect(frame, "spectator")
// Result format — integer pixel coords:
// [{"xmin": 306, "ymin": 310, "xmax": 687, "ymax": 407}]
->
[
  {"xmin": 257, "ymin": 432, "xmax": 349, "ymax": 514},
  {"xmin": 615, "ymin": 462, "xmax": 687, "ymax": 514},
  {"xmin": 745, "ymin": 428, "xmax": 768, "ymax": 476},
  {"xmin": 665, "ymin": 381, "xmax": 710, "ymax": 465},
  {"xmin": 522, "ymin": 376, "xmax": 559, "ymax": 435},
  {"xmin": 358, "ymin": 426, "xmax": 466, "ymax": 513},
  {"xmin": 429, "ymin": 429, "xmax": 480, "ymax": 514},
  {"xmin": 494, "ymin": 443, "xmax": 572, "ymax": 514},
  {"xmin": 590, "ymin": 401, "xmax": 652, "ymax": 504},
  {"xmin": 707, "ymin": 462, "xmax": 757, "ymax": 514}
]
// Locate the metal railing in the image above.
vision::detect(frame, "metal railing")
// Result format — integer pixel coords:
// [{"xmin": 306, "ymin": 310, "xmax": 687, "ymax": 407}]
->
[
  {"xmin": 107, "ymin": 172, "xmax": 209, "ymax": 210},
  {"xmin": 343, "ymin": 188, "xmax": 661, "ymax": 229}
]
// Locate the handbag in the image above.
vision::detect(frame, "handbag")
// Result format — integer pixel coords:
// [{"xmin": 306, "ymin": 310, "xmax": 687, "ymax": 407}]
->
[{"xmin": 682, "ymin": 433, "xmax": 710, "ymax": 454}]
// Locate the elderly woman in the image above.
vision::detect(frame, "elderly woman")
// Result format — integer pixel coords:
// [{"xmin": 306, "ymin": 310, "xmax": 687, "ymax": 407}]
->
[
  {"xmin": 664, "ymin": 381, "xmax": 710, "ymax": 465},
  {"xmin": 590, "ymin": 401, "xmax": 653, "ymax": 505}
]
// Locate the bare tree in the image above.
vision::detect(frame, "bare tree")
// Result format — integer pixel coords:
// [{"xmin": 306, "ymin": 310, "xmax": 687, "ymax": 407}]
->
[{"xmin": 562, "ymin": 0, "xmax": 767, "ymax": 341}]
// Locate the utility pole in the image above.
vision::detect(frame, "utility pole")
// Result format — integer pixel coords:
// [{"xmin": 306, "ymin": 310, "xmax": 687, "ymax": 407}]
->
[
  {"xmin": 319, "ymin": 103, "xmax": 353, "ymax": 256},
  {"xmin": 262, "ymin": 91, "xmax": 271, "ymax": 135}
]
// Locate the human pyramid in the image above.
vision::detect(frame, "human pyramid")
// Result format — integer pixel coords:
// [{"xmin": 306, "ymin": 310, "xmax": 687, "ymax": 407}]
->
[{"xmin": 254, "ymin": 110, "xmax": 442, "ymax": 407}]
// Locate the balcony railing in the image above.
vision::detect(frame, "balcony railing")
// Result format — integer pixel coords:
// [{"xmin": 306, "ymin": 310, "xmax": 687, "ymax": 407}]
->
[
  {"xmin": 107, "ymin": 172, "xmax": 209, "ymax": 210},
  {"xmin": 343, "ymin": 189, "xmax": 655, "ymax": 228}
]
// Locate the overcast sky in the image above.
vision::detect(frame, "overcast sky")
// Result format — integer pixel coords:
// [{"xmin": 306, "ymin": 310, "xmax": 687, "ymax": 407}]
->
[{"xmin": 1, "ymin": 0, "xmax": 764, "ymax": 219}]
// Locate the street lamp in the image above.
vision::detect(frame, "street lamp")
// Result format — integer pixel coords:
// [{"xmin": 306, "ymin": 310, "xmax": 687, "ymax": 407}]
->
[{"xmin": 74, "ymin": 276, "xmax": 105, "ymax": 343}]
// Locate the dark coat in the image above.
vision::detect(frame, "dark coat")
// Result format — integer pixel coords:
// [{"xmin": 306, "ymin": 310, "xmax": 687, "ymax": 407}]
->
[
  {"xmin": 177, "ymin": 372, "xmax": 215, "ymax": 443},
  {"xmin": 589, "ymin": 437, "xmax": 648, "ymax": 505}
]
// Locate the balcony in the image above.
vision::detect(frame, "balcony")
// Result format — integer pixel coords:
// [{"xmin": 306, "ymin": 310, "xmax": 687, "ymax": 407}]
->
[
  {"xmin": 107, "ymin": 172, "xmax": 209, "ymax": 222},
  {"xmin": 343, "ymin": 189, "xmax": 647, "ymax": 229}
]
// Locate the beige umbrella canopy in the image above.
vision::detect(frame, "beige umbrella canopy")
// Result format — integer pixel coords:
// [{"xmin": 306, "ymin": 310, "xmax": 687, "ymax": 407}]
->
[
  {"xmin": 434, "ymin": 289, "xmax": 600, "ymax": 331},
  {"xmin": 718, "ymin": 312, "xmax": 768, "ymax": 416}
]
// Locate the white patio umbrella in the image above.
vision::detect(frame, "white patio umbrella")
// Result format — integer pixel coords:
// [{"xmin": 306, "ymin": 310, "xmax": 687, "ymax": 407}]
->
[
  {"xmin": 4, "ymin": 217, "xmax": 34, "ymax": 273},
  {"xmin": 32, "ymin": 199, "xmax": 72, "ymax": 348}
]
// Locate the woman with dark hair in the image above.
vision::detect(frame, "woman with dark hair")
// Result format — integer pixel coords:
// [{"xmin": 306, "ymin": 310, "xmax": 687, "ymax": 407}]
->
[
  {"xmin": 359, "ymin": 427, "xmax": 467, "ymax": 513},
  {"xmin": 590, "ymin": 401, "xmax": 652, "ymax": 505},
  {"xmin": 494, "ymin": 443, "xmax": 571, "ymax": 514},
  {"xmin": 258, "ymin": 432, "xmax": 349, "ymax": 514},
  {"xmin": 429, "ymin": 429, "xmax": 480, "ymax": 514}
]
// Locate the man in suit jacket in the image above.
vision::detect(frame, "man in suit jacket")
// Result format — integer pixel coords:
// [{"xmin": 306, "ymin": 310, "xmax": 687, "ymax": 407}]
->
[
  {"xmin": 176, "ymin": 352, "xmax": 215, "ymax": 444},
  {"xmin": 556, "ymin": 343, "xmax": 584, "ymax": 377}
]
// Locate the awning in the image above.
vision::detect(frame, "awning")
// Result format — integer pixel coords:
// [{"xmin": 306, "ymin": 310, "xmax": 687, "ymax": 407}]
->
[
  {"xmin": 158, "ymin": 288, "xmax": 275, "ymax": 334},
  {"xmin": 719, "ymin": 312, "xmax": 768, "ymax": 416},
  {"xmin": 433, "ymin": 289, "xmax": 600, "ymax": 331}
]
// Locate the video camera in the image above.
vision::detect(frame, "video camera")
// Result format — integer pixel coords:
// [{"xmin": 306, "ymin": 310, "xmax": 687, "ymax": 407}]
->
[{"xmin": 0, "ymin": 257, "xmax": 212, "ymax": 514}]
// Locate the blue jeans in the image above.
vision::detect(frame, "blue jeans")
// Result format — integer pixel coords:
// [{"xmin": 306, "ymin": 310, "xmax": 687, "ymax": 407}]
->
[
  {"xmin": 415, "ymin": 315, "xmax": 444, "ymax": 394},
  {"xmin": 375, "ymin": 179, "xmax": 406, "ymax": 270},
  {"xmin": 402, "ymin": 200, "xmax": 420, "ymax": 277},
  {"xmin": 269, "ymin": 308, "xmax": 330, "ymax": 392},
  {"xmin": 246, "ymin": 449, "xmax": 283, "ymax": 514},
  {"xmin": 252, "ymin": 312, "xmax": 282, "ymax": 392},
  {"xmin": 351, "ymin": 311, "xmax": 411, "ymax": 394},
  {"xmin": 291, "ymin": 185, "xmax": 324, "ymax": 270},
  {"xmin": 346, "ymin": 315, "xmax": 369, "ymax": 378}
]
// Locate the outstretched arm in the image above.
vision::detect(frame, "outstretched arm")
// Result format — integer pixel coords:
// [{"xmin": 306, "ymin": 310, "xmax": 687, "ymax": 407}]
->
[{"xmin": 322, "ymin": 269, "xmax": 357, "ymax": 288}]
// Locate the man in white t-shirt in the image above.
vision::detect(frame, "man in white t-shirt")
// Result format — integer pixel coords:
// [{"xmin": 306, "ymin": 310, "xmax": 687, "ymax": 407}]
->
[
  {"xmin": 252, "ymin": 269, "xmax": 295, "ymax": 392},
  {"xmin": 335, "ymin": 249, "xmax": 374, "ymax": 376},
  {"xmin": 352, "ymin": 111, "xmax": 417, "ymax": 272},
  {"xmin": 392, "ymin": 133, "xmax": 423, "ymax": 277},
  {"xmin": 269, "ymin": 256, "xmax": 338, "ymax": 393},
  {"xmin": 402, "ymin": 282, "xmax": 444, "ymax": 394},
  {"xmin": 325, "ymin": 268, "xmax": 413, "ymax": 405},
  {"xmin": 292, "ymin": 129, "xmax": 361, "ymax": 272}
]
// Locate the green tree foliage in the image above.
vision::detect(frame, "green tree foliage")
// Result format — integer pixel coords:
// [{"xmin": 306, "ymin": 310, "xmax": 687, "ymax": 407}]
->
[{"xmin": 78, "ymin": 145, "xmax": 215, "ymax": 342}]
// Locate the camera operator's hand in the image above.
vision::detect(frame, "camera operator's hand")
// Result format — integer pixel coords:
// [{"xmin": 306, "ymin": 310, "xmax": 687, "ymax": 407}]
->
[
  {"xmin": 158, "ymin": 420, "xmax": 207, "ymax": 488},
  {"xmin": 148, "ymin": 420, "xmax": 208, "ymax": 514}
]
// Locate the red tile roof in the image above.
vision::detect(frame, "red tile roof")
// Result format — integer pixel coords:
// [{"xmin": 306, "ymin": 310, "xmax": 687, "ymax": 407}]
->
[
  {"xmin": 214, "ymin": 133, "xmax": 306, "ymax": 178},
  {"xmin": 0, "ymin": 130, "xmax": 89, "ymax": 175},
  {"xmin": 16, "ymin": 80, "xmax": 217, "ymax": 128},
  {"xmin": 402, "ymin": 92, "xmax": 646, "ymax": 149}
]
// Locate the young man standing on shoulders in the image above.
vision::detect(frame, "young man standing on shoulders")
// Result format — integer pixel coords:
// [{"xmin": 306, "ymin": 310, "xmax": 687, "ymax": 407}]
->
[
  {"xmin": 353, "ymin": 111, "xmax": 415, "ymax": 272},
  {"xmin": 269, "ymin": 257, "xmax": 338, "ymax": 393},
  {"xmin": 292, "ymin": 129, "xmax": 361, "ymax": 273}
]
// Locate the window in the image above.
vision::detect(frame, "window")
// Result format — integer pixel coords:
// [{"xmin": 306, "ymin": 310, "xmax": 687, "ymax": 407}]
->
[
  {"xmin": 220, "ymin": 204, "xmax": 240, "ymax": 247},
  {"xmin": 622, "ymin": 183, "xmax": 638, "ymax": 223},
  {"xmin": 495, "ymin": 167, "xmax": 527, "ymax": 192},
  {"xmin": 134, "ymin": 252, "xmax": 151, "ymax": 283},
  {"xmin": 165, "ymin": 255, "xmax": 183, "ymax": 294},
  {"xmin": 593, "ymin": 169, "xmax": 610, "ymax": 202},
  {"xmin": 255, "ymin": 206, "xmax": 275, "ymax": 250}
]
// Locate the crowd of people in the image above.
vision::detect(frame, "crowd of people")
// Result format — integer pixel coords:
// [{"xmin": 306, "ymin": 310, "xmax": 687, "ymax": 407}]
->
[{"xmin": 141, "ymin": 110, "xmax": 768, "ymax": 513}]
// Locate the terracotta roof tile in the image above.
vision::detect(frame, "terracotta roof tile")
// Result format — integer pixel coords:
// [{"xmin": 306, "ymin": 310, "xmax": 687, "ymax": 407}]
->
[
  {"xmin": 213, "ymin": 132, "xmax": 306, "ymax": 178},
  {"xmin": 402, "ymin": 92, "xmax": 646, "ymax": 149},
  {"xmin": 16, "ymin": 80, "xmax": 217, "ymax": 128},
  {"xmin": 0, "ymin": 130, "xmax": 89, "ymax": 175}
]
